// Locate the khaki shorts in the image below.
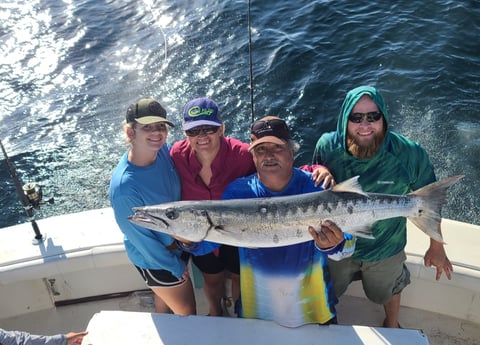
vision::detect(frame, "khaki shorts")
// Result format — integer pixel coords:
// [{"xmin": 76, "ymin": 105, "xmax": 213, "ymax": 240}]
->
[{"xmin": 328, "ymin": 250, "xmax": 411, "ymax": 304}]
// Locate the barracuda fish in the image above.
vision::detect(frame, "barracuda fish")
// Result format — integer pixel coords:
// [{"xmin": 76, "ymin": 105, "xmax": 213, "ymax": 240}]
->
[{"xmin": 128, "ymin": 175, "xmax": 463, "ymax": 248}]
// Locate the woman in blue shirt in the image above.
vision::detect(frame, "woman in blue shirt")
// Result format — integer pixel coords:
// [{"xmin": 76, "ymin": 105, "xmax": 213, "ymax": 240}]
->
[{"xmin": 110, "ymin": 98, "xmax": 196, "ymax": 315}]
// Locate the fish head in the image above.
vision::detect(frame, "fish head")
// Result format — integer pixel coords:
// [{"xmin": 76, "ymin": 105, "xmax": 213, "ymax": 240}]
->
[{"xmin": 128, "ymin": 203, "xmax": 211, "ymax": 242}]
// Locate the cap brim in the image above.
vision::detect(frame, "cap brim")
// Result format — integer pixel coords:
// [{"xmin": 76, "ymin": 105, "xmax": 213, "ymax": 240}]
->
[
  {"xmin": 249, "ymin": 136, "xmax": 287, "ymax": 151},
  {"xmin": 183, "ymin": 120, "xmax": 222, "ymax": 131},
  {"xmin": 135, "ymin": 116, "xmax": 174, "ymax": 127}
]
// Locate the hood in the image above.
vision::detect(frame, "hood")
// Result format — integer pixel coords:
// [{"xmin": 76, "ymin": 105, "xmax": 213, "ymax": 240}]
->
[{"xmin": 336, "ymin": 85, "xmax": 390, "ymax": 151}]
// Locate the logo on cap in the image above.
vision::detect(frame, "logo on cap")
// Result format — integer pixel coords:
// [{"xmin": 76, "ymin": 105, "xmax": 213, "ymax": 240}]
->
[
  {"xmin": 187, "ymin": 106, "xmax": 215, "ymax": 118},
  {"xmin": 147, "ymin": 101, "xmax": 165, "ymax": 115}
]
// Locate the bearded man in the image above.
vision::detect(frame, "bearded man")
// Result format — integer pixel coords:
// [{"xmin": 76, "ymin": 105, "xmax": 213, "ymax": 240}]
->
[{"xmin": 312, "ymin": 85, "xmax": 452, "ymax": 328}]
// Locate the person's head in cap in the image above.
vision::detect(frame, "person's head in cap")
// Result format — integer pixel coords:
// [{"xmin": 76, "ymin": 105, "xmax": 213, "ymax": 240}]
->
[
  {"xmin": 124, "ymin": 97, "xmax": 174, "ymax": 146},
  {"xmin": 249, "ymin": 116, "xmax": 299, "ymax": 183},
  {"xmin": 181, "ymin": 97, "xmax": 225, "ymax": 152},
  {"xmin": 249, "ymin": 116, "xmax": 292, "ymax": 151},
  {"xmin": 126, "ymin": 98, "xmax": 174, "ymax": 126},
  {"xmin": 182, "ymin": 97, "xmax": 224, "ymax": 134}
]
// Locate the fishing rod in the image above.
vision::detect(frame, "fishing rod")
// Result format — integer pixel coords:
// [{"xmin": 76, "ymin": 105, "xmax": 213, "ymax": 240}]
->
[
  {"xmin": 0, "ymin": 140, "xmax": 53, "ymax": 244},
  {"xmin": 247, "ymin": 0, "xmax": 255, "ymax": 123}
]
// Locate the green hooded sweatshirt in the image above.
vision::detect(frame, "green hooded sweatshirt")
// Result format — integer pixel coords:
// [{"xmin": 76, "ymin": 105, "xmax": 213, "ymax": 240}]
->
[{"xmin": 313, "ymin": 85, "xmax": 436, "ymax": 261}]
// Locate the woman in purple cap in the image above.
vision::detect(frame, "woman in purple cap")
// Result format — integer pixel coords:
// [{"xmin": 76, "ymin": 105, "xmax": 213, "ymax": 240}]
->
[
  {"xmin": 171, "ymin": 97, "xmax": 254, "ymax": 316},
  {"xmin": 110, "ymin": 98, "xmax": 196, "ymax": 315}
]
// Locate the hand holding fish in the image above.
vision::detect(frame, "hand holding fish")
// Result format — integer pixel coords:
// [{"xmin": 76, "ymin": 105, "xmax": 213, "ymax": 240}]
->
[
  {"xmin": 308, "ymin": 220, "xmax": 344, "ymax": 249},
  {"xmin": 424, "ymin": 240, "xmax": 453, "ymax": 281},
  {"xmin": 172, "ymin": 235, "xmax": 197, "ymax": 249}
]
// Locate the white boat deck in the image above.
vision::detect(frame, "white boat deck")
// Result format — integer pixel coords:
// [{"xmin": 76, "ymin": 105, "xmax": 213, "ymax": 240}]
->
[
  {"xmin": 82, "ymin": 309, "xmax": 430, "ymax": 345},
  {"xmin": 0, "ymin": 208, "xmax": 479, "ymax": 345},
  {"xmin": 3, "ymin": 288, "xmax": 478, "ymax": 345}
]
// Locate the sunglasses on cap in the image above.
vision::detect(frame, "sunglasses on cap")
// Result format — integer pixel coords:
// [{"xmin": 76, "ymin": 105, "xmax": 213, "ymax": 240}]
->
[
  {"xmin": 185, "ymin": 125, "xmax": 219, "ymax": 137},
  {"xmin": 251, "ymin": 119, "xmax": 291, "ymax": 139},
  {"xmin": 348, "ymin": 111, "xmax": 383, "ymax": 123}
]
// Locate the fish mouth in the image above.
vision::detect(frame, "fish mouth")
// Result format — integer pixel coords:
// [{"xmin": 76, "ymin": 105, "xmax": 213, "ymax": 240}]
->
[{"xmin": 128, "ymin": 213, "xmax": 169, "ymax": 229}]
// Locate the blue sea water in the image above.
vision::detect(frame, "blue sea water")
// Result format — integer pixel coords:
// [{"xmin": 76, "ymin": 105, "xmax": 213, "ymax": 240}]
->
[{"xmin": 0, "ymin": 0, "xmax": 479, "ymax": 228}]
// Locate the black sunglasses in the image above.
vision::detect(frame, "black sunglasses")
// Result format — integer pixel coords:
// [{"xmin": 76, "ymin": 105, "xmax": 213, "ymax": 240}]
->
[
  {"xmin": 348, "ymin": 111, "xmax": 383, "ymax": 123},
  {"xmin": 185, "ymin": 125, "xmax": 219, "ymax": 137},
  {"xmin": 251, "ymin": 119, "xmax": 291, "ymax": 139}
]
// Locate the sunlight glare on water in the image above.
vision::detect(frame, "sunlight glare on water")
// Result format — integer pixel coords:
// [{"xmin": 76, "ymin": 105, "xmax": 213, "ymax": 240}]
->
[{"xmin": 0, "ymin": 0, "xmax": 478, "ymax": 227}]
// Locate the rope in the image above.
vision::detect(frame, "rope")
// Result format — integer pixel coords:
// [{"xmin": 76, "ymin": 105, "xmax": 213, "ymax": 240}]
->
[{"xmin": 247, "ymin": 0, "xmax": 255, "ymax": 123}]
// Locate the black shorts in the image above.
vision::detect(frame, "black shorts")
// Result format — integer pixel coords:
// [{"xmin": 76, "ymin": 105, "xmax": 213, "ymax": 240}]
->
[
  {"xmin": 135, "ymin": 252, "xmax": 190, "ymax": 288},
  {"xmin": 192, "ymin": 244, "xmax": 240, "ymax": 275}
]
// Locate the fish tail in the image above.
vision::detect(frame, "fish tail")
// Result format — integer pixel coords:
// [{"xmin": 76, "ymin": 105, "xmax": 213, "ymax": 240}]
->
[{"xmin": 408, "ymin": 175, "xmax": 464, "ymax": 244}]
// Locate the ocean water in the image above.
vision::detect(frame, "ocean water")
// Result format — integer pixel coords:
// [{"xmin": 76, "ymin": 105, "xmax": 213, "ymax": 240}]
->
[{"xmin": 0, "ymin": 0, "xmax": 479, "ymax": 228}]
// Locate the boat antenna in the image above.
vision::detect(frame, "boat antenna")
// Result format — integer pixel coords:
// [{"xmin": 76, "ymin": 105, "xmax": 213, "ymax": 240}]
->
[
  {"xmin": 0, "ymin": 140, "xmax": 52, "ymax": 244},
  {"xmin": 247, "ymin": 0, "xmax": 255, "ymax": 123}
]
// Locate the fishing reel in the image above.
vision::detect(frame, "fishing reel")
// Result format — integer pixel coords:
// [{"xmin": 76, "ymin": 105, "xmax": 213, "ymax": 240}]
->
[{"xmin": 22, "ymin": 182, "xmax": 54, "ymax": 211}]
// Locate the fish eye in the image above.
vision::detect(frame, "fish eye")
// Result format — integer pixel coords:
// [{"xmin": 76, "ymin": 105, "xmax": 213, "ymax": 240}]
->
[{"xmin": 165, "ymin": 208, "xmax": 179, "ymax": 220}]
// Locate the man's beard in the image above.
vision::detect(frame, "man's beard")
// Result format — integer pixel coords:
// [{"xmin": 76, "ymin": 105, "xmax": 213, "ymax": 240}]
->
[{"xmin": 347, "ymin": 131, "xmax": 385, "ymax": 159}]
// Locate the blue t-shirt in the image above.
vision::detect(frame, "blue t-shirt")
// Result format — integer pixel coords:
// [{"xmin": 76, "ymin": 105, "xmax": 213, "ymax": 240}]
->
[
  {"xmin": 223, "ymin": 168, "xmax": 339, "ymax": 327},
  {"xmin": 109, "ymin": 144, "xmax": 185, "ymax": 278}
]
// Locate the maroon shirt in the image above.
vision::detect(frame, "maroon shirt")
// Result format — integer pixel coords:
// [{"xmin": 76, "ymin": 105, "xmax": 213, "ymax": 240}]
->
[{"xmin": 171, "ymin": 137, "xmax": 256, "ymax": 200}]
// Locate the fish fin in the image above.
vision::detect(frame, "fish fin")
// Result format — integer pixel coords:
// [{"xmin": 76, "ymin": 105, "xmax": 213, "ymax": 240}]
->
[
  {"xmin": 346, "ymin": 226, "xmax": 375, "ymax": 239},
  {"xmin": 408, "ymin": 175, "xmax": 464, "ymax": 244},
  {"xmin": 331, "ymin": 176, "xmax": 369, "ymax": 196}
]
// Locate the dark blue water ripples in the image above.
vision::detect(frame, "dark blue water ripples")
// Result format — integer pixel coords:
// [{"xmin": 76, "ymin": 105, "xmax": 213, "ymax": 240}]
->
[{"xmin": 0, "ymin": 0, "xmax": 478, "ymax": 227}]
